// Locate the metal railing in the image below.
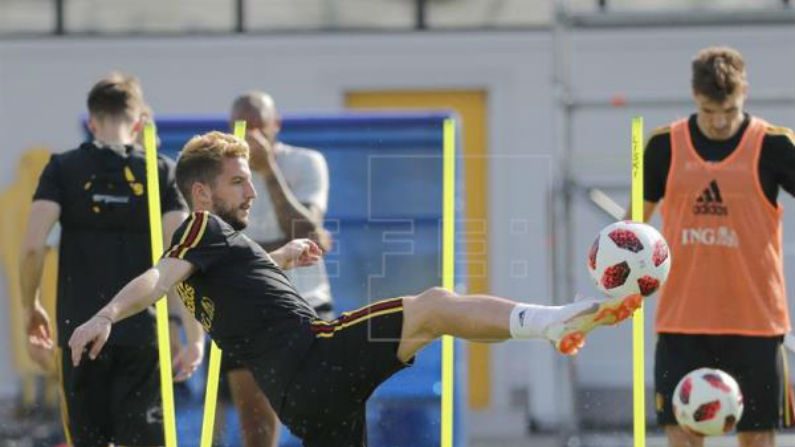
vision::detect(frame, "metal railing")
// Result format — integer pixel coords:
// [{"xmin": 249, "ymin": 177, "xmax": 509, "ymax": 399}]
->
[{"xmin": 2, "ymin": 0, "xmax": 790, "ymax": 37}]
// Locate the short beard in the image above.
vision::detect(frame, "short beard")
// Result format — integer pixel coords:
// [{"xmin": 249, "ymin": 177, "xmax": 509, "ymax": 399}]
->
[{"xmin": 212, "ymin": 195, "xmax": 247, "ymax": 231}]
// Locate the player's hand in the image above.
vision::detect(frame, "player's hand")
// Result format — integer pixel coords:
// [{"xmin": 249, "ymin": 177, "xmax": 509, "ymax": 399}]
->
[
  {"xmin": 309, "ymin": 228, "xmax": 333, "ymax": 253},
  {"xmin": 245, "ymin": 129, "xmax": 275, "ymax": 171},
  {"xmin": 173, "ymin": 340, "xmax": 204, "ymax": 382},
  {"xmin": 68, "ymin": 315, "xmax": 112, "ymax": 366},
  {"xmin": 24, "ymin": 303, "xmax": 55, "ymax": 372},
  {"xmin": 274, "ymin": 238, "xmax": 323, "ymax": 270}
]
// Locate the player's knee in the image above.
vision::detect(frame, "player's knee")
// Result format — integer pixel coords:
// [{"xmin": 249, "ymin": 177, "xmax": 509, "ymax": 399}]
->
[{"xmin": 418, "ymin": 286, "xmax": 456, "ymax": 302}]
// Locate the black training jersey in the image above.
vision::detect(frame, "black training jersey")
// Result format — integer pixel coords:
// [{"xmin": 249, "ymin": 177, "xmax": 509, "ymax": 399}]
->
[
  {"xmin": 644, "ymin": 114, "xmax": 795, "ymax": 204},
  {"xmin": 165, "ymin": 211, "xmax": 318, "ymax": 404},
  {"xmin": 33, "ymin": 142, "xmax": 186, "ymax": 346}
]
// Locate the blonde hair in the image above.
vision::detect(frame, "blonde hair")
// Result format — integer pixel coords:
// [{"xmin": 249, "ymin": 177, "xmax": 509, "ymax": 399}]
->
[{"xmin": 176, "ymin": 131, "xmax": 249, "ymax": 206}]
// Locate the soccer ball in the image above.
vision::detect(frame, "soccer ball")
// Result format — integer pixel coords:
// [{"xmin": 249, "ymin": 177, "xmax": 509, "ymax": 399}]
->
[
  {"xmin": 587, "ymin": 221, "xmax": 671, "ymax": 299},
  {"xmin": 673, "ymin": 368, "xmax": 744, "ymax": 436}
]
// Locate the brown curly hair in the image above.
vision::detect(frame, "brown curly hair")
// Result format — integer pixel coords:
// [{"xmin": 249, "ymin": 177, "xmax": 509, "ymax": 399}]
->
[{"xmin": 691, "ymin": 46, "xmax": 747, "ymax": 102}]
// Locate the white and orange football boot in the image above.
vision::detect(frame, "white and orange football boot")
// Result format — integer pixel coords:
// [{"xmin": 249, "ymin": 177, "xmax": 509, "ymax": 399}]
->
[{"xmin": 543, "ymin": 293, "xmax": 643, "ymax": 355}]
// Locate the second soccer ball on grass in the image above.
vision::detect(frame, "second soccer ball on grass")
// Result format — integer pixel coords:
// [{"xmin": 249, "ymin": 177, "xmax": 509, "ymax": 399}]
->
[{"xmin": 672, "ymin": 367, "xmax": 744, "ymax": 436}]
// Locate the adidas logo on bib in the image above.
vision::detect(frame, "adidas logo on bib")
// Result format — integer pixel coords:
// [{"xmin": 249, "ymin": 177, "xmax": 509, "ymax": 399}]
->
[{"xmin": 693, "ymin": 180, "xmax": 728, "ymax": 216}]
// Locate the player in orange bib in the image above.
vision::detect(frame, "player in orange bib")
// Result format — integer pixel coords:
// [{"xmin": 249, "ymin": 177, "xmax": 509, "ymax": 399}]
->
[{"xmin": 633, "ymin": 46, "xmax": 795, "ymax": 447}]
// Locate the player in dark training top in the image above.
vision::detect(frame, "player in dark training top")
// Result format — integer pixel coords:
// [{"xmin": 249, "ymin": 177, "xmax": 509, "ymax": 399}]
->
[
  {"xmin": 20, "ymin": 73, "xmax": 202, "ymax": 447},
  {"xmin": 69, "ymin": 131, "xmax": 642, "ymax": 446}
]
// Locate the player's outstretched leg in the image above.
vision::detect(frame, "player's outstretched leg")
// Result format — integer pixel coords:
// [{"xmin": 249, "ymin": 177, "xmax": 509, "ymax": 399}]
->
[{"xmin": 396, "ymin": 287, "xmax": 642, "ymax": 361}]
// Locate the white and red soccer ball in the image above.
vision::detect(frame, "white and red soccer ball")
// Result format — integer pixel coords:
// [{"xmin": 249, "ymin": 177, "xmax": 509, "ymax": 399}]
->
[
  {"xmin": 587, "ymin": 221, "xmax": 671, "ymax": 299},
  {"xmin": 672, "ymin": 368, "xmax": 744, "ymax": 436}
]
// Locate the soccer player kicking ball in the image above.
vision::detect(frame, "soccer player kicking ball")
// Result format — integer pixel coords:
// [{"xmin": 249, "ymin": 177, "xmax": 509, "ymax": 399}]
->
[{"xmin": 69, "ymin": 131, "xmax": 639, "ymax": 447}]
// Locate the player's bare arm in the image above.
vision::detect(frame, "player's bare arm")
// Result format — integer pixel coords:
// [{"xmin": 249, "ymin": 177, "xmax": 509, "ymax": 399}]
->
[
  {"xmin": 166, "ymin": 286, "xmax": 205, "ymax": 382},
  {"xmin": 170, "ymin": 291, "xmax": 205, "ymax": 382},
  {"xmin": 20, "ymin": 200, "xmax": 60, "ymax": 313},
  {"xmin": 68, "ymin": 257, "xmax": 195, "ymax": 366},
  {"xmin": 19, "ymin": 200, "xmax": 60, "ymax": 369},
  {"xmin": 247, "ymin": 130, "xmax": 330, "ymax": 251}
]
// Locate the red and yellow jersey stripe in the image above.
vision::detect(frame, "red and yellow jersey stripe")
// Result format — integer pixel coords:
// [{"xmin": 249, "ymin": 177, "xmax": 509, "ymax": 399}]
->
[
  {"xmin": 310, "ymin": 297, "xmax": 403, "ymax": 338},
  {"xmin": 165, "ymin": 211, "xmax": 209, "ymax": 260}
]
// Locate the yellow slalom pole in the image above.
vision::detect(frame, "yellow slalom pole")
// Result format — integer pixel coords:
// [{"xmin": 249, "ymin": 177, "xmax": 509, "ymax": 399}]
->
[
  {"xmin": 631, "ymin": 116, "xmax": 646, "ymax": 447},
  {"xmin": 199, "ymin": 121, "xmax": 246, "ymax": 447},
  {"xmin": 441, "ymin": 118, "xmax": 456, "ymax": 447},
  {"xmin": 143, "ymin": 123, "xmax": 178, "ymax": 447}
]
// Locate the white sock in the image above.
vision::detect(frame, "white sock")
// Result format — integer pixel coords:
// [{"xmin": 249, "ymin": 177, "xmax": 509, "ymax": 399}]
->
[{"xmin": 509, "ymin": 304, "xmax": 564, "ymax": 339}]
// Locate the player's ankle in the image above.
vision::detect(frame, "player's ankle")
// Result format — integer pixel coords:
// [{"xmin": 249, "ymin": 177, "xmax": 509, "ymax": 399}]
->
[{"xmin": 509, "ymin": 304, "xmax": 564, "ymax": 339}]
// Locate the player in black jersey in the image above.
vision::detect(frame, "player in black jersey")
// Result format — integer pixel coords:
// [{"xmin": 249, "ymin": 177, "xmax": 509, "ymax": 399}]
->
[
  {"xmin": 69, "ymin": 131, "xmax": 640, "ymax": 447},
  {"xmin": 19, "ymin": 73, "xmax": 202, "ymax": 447}
]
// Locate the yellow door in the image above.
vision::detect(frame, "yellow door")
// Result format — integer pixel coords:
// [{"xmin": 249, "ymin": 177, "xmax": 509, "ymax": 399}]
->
[{"xmin": 346, "ymin": 90, "xmax": 491, "ymax": 409}]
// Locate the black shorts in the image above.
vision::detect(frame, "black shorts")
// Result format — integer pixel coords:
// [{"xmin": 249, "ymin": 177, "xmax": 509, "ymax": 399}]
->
[
  {"xmin": 215, "ymin": 304, "xmax": 337, "ymax": 404},
  {"xmin": 220, "ymin": 303, "xmax": 336, "ymax": 374},
  {"xmin": 655, "ymin": 333, "xmax": 787, "ymax": 432},
  {"xmin": 270, "ymin": 297, "xmax": 411, "ymax": 447},
  {"xmin": 58, "ymin": 345, "xmax": 164, "ymax": 447}
]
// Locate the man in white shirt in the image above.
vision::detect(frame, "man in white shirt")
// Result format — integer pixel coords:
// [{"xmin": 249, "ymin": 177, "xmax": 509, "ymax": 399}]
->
[{"xmin": 220, "ymin": 91, "xmax": 333, "ymax": 447}]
